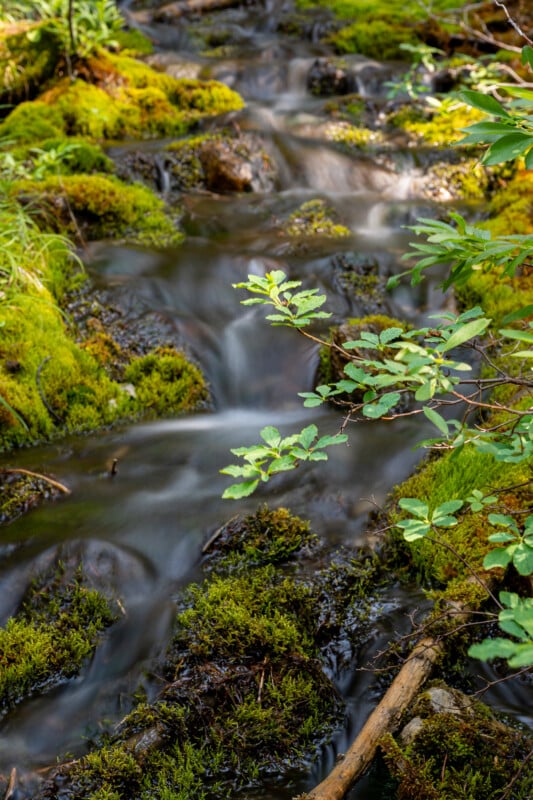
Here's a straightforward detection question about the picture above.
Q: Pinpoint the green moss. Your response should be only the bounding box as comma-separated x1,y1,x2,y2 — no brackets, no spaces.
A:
388,102,484,146
389,449,531,588
203,505,317,571
325,120,382,150
382,702,533,800
114,28,154,56
14,174,183,247
0,20,65,104
124,347,209,417
286,199,350,238
0,565,115,715
1,55,245,146
330,19,417,59
484,170,533,235
0,100,65,143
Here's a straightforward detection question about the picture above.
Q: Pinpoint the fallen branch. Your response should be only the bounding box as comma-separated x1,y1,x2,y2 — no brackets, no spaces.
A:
2,468,71,495
302,636,444,800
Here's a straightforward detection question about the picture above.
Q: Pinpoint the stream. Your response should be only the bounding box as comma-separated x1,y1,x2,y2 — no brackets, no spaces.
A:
1,1,531,797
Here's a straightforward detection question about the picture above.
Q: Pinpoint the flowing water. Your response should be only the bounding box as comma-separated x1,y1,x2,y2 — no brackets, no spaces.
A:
1,2,531,796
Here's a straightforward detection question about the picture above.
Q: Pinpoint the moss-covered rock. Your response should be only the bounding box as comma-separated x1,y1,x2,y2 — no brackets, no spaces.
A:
13,174,183,247
0,52,245,146
0,561,116,717
33,507,382,799
0,20,65,105
286,198,351,238
382,684,533,800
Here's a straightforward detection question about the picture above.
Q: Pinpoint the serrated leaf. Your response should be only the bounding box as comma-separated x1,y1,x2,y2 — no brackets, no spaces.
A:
513,544,533,576
269,456,297,474
298,424,318,450
488,531,516,543
435,499,464,515
488,513,516,528
432,514,459,528
380,327,404,344
508,645,533,668
397,519,431,541
315,433,348,448
222,480,259,499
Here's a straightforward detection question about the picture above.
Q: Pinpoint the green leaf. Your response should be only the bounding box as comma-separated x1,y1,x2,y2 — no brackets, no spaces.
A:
513,544,533,576
460,90,511,118
260,426,281,447
508,645,533,668
380,327,404,344
468,638,518,661
397,519,431,541
222,480,260,499
488,513,517,528
399,498,429,518
521,45,533,71
483,548,513,570
499,328,533,343
269,456,297,474
298,424,318,450
440,318,491,353
423,406,449,436
502,305,533,324
482,133,533,166
435,499,464,515
315,434,348,448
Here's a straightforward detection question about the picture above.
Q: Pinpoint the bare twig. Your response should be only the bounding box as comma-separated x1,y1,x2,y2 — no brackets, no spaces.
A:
2,467,71,495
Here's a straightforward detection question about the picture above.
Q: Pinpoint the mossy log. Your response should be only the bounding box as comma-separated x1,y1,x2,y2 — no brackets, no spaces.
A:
303,636,444,800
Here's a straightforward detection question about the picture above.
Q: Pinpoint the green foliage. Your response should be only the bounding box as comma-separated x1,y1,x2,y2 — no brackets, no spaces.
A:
221,423,347,499
233,269,332,328
483,513,533,576
469,592,533,667
459,88,533,168
391,212,533,290
395,498,463,542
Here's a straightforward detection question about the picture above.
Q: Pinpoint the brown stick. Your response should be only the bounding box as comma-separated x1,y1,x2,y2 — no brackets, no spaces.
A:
2,468,71,495
304,636,445,800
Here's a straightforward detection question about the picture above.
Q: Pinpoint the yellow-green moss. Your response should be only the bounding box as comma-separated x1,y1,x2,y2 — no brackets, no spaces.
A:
286,199,350,238
0,53,245,146
0,565,115,715
13,174,183,247
124,347,209,417
389,102,484,146
325,120,383,149
0,20,65,104
484,170,533,236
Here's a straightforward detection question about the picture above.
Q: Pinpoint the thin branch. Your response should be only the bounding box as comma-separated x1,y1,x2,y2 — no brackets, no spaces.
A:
2,468,71,495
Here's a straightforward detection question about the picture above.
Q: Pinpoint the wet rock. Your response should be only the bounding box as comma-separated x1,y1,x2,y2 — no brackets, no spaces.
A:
199,139,254,192
307,58,356,96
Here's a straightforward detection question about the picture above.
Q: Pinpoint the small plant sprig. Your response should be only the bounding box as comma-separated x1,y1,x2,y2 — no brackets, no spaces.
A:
483,513,533,575
468,592,533,667
233,270,332,329
221,424,347,499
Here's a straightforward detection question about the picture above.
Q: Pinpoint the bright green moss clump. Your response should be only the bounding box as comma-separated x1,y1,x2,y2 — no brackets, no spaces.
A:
124,348,209,417
0,54,245,146
14,174,183,247
286,198,351,238
388,102,484,146
0,565,115,716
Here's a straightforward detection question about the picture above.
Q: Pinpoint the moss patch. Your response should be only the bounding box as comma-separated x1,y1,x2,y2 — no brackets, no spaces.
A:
0,563,116,716
286,198,351,238
13,174,183,247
